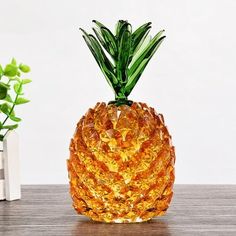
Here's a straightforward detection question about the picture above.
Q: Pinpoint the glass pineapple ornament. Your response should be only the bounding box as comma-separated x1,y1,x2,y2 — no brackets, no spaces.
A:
67,20,175,223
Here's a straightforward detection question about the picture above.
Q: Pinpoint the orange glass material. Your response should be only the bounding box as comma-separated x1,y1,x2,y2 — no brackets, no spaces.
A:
67,102,175,223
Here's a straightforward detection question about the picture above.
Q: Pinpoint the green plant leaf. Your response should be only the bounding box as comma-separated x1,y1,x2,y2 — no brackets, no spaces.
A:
0,82,9,99
0,135,4,141
2,124,18,130
4,64,18,77
11,58,17,65
9,77,21,82
0,103,10,115
15,97,30,105
19,64,30,73
22,79,32,84
9,115,22,122
11,108,15,116
14,83,23,95
0,82,10,89
0,65,3,77
4,94,13,103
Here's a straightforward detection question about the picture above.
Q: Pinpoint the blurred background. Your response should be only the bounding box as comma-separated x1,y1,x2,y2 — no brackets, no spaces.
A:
0,0,235,184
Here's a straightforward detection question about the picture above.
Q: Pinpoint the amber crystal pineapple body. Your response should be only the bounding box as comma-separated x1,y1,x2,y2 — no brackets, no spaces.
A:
67,20,175,223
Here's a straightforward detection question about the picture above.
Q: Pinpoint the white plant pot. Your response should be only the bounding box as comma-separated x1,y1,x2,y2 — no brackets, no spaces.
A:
0,131,21,201
0,150,5,200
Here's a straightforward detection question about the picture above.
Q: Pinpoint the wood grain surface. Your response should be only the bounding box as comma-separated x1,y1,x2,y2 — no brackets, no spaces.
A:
0,185,236,236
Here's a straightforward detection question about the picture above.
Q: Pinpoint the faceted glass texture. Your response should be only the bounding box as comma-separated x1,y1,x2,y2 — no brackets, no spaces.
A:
67,102,175,223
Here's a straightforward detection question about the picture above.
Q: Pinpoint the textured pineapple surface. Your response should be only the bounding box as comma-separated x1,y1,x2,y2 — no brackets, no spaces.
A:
67,102,175,223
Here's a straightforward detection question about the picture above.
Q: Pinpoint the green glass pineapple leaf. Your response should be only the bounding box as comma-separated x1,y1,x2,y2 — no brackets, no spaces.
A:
80,20,166,106
92,20,117,59
131,22,152,56
80,28,117,89
126,30,165,95
117,25,132,84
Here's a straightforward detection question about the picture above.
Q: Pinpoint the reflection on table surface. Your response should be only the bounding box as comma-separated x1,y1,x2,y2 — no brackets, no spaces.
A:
71,218,172,236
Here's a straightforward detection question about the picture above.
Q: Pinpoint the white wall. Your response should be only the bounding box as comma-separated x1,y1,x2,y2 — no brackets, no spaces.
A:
0,0,235,184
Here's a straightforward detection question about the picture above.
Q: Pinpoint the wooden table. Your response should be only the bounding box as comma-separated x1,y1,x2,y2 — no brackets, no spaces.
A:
0,185,236,236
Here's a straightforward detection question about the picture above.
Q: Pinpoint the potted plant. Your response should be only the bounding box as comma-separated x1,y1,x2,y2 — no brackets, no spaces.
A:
0,58,31,201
